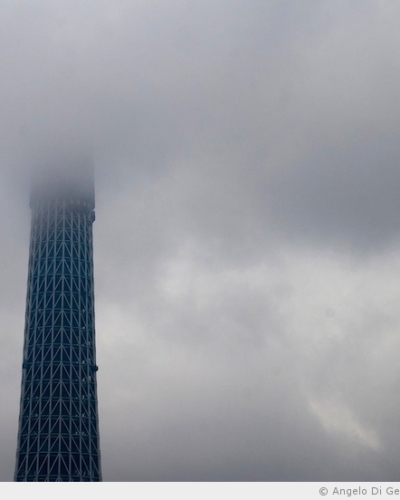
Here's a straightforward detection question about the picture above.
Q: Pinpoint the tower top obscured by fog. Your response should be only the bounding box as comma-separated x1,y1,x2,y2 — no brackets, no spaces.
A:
29,153,95,210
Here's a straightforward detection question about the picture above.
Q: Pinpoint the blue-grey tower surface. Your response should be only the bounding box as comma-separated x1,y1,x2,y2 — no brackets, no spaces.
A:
15,156,101,481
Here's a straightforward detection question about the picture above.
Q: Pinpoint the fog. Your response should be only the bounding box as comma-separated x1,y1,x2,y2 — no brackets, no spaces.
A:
1,0,400,481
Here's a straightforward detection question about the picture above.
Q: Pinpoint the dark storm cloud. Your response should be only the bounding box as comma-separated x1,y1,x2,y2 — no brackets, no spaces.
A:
2,0,400,482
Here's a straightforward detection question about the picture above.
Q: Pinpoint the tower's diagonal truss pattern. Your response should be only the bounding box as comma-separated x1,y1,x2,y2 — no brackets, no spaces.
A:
15,195,101,481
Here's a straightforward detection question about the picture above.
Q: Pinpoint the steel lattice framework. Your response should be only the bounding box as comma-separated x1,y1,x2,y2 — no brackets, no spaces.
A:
15,173,101,481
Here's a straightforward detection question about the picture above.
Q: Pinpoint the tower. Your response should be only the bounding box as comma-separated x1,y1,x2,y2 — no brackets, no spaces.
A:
14,157,101,481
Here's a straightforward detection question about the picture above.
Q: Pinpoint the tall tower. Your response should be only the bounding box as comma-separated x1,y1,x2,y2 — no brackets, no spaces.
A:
15,157,101,481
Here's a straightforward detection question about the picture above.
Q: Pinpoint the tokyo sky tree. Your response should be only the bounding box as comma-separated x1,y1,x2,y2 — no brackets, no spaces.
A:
14,157,101,481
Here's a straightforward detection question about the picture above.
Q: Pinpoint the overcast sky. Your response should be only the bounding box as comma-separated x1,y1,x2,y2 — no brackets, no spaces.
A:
2,0,400,481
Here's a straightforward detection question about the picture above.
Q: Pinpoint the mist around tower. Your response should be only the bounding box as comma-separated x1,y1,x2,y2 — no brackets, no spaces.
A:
1,0,400,485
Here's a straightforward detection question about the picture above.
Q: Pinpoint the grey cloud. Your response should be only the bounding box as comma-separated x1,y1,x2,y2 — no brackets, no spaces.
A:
2,0,400,482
